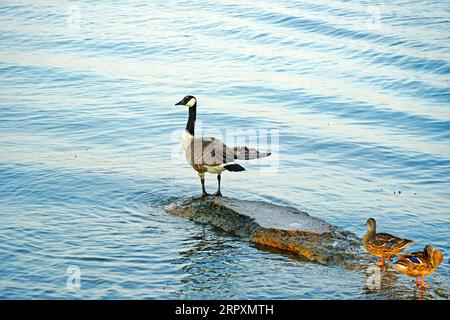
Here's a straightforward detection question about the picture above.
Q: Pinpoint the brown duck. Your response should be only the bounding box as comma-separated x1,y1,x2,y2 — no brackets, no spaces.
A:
363,218,414,266
392,245,443,288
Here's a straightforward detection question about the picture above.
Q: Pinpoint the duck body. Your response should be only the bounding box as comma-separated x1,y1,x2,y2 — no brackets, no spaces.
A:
392,245,443,288
363,218,414,266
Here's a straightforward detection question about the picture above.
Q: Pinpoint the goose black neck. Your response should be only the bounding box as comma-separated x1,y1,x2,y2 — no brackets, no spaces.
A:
186,105,197,136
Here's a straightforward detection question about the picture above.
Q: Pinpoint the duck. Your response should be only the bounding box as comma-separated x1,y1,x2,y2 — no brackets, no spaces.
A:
363,218,415,266
175,95,271,197
392,245,443,288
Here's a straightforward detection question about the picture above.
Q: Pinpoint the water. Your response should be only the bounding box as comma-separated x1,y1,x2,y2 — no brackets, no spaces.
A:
0,0,449,300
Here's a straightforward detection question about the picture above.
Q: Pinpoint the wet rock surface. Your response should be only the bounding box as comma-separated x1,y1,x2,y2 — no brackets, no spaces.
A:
165,197,368,267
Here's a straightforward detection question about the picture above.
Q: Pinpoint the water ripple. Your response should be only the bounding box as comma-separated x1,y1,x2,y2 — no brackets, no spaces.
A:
0,0,449,299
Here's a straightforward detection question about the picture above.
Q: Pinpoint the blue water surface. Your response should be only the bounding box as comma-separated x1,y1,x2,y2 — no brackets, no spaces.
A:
0,0,449,299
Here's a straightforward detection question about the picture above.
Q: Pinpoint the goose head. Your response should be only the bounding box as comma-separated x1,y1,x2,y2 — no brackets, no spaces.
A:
175,95,197,108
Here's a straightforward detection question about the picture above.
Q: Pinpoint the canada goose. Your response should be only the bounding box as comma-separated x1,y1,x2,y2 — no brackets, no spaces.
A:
363,218,415,266
175,95,271,197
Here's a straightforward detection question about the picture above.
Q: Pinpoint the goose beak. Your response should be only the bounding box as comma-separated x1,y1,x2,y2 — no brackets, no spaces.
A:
175,100,184,106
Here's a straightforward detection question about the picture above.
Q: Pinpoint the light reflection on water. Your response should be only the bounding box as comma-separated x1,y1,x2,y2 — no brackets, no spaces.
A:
0,0,449,299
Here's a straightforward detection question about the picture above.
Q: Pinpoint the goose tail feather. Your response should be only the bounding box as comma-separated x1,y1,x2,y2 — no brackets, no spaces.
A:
233,146,271,160
224,164,246,172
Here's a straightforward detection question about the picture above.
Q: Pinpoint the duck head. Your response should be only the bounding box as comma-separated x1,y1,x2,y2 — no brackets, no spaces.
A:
365,218,377,232
425,245,443,268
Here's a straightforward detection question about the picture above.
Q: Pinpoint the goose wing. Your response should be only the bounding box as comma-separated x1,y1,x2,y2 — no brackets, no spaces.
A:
185,137,235,166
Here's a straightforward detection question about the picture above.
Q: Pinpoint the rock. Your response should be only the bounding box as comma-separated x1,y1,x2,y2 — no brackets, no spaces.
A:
165,197,367,267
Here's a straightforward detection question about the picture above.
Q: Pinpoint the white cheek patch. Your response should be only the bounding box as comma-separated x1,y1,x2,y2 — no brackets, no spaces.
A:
186,98,196,107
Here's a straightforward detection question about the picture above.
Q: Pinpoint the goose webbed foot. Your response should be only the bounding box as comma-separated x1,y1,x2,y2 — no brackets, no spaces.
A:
193,192,210,200
212,191,223,197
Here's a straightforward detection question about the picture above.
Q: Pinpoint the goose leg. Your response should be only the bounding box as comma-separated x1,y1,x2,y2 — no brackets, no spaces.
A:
198,172,209,197
213,174,222,197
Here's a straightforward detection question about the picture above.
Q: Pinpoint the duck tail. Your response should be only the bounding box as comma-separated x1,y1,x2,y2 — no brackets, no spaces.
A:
398,239,415,250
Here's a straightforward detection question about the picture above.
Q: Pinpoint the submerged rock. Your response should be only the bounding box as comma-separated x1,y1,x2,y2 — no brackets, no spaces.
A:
165,197,367,267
